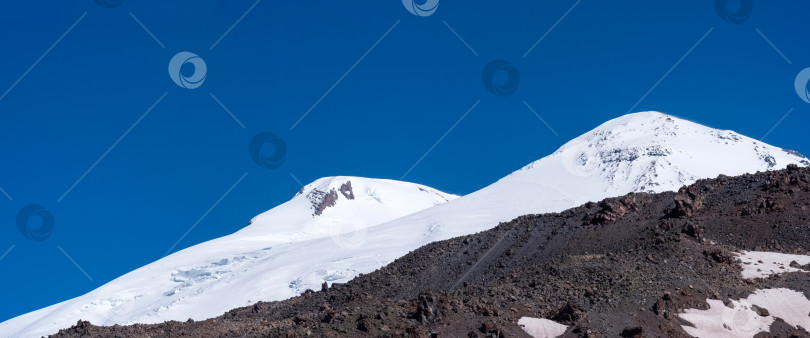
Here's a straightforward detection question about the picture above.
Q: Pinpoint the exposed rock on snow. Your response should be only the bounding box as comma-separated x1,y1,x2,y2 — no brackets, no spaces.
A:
736,251,810,279
0,177,458,338
680,288,810,338
42,166,810,338
4,112,808,338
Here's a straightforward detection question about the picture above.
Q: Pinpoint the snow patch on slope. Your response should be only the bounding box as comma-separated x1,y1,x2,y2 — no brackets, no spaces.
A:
3,112,808,337
737,251,810,279
518,316,569,338
680,288,810,338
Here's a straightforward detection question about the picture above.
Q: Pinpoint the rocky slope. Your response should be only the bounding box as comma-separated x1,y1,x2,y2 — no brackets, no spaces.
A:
53,165,810,337
11,111,809,337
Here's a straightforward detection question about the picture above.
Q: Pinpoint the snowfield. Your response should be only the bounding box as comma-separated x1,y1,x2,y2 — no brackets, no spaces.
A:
679,251,810,337
736,251,810,279
0,177,458,337
2,111,808,337
680,288,810,338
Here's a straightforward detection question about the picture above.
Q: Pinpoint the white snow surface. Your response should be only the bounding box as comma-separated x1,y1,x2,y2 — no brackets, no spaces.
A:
737,251,810,279
518,317,569,338
2,111,808,337
680,288,810,337
0,177,457,338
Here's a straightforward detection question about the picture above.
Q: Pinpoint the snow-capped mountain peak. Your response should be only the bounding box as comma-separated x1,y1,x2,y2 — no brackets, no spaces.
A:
291,176,454,217
238,176,457,241
517,111,808,196
0,177,457,338
297,177,360,216
2,112,807,338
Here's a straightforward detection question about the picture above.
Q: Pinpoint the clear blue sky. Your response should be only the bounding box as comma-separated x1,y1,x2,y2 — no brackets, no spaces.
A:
1,0,809,323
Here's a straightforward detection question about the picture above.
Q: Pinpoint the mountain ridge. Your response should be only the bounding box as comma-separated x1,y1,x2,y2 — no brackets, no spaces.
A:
51,165,810,337
2,111,808,337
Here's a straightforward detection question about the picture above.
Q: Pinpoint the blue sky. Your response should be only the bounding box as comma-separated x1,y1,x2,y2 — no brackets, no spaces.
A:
1,0,809,322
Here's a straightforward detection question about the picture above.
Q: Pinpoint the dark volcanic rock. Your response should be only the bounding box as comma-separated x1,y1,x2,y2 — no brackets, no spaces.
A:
620,326,643,338
790,261,810,271
551,302,582,324
752,304,770,317
704,248,733,264
340,181,355,200
681,221,704,240
588,194,646,225
52,166,810,338
309,189,338,216
413,291,439,325
668,186,703,218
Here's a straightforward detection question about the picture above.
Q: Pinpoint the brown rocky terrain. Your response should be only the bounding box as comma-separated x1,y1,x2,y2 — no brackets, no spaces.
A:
53,165,810,337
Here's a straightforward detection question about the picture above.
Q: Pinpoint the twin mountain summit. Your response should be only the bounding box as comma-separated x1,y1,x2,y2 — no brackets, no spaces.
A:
3,112,810,337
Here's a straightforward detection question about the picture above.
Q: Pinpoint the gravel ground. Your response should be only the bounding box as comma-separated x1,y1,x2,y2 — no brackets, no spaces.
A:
52,165,810,337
